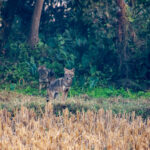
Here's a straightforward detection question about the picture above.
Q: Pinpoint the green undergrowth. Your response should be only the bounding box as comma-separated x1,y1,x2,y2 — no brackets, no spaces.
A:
84,87,150,99
0,88,150,119
1,83,150,99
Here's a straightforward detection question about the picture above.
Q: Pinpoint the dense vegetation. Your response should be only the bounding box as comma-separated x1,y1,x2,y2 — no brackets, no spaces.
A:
0,0,150,91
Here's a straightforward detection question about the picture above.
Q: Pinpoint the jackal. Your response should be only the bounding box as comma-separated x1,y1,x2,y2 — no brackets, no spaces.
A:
47,68,75,102
38,65,55,91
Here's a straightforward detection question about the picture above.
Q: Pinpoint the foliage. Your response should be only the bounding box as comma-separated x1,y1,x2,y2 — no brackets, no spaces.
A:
0,0,150,90
85,87,150,99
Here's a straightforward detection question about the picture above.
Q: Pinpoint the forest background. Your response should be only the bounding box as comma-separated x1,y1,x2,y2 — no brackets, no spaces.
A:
0,0,150,96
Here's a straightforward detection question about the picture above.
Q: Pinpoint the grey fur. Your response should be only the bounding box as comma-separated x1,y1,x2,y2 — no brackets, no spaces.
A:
38,66,55,92
47,68,75,101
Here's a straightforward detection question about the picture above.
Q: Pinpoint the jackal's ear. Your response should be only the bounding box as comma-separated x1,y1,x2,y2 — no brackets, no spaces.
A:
64,68,68,72
38,65,42,70
72,68,75,72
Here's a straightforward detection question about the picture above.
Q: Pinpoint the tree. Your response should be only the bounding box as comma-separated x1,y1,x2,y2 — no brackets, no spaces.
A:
116,0,129,79
28,0,44,48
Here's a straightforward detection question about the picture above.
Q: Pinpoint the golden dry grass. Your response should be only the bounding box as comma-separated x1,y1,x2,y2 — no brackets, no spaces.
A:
0,102,150,150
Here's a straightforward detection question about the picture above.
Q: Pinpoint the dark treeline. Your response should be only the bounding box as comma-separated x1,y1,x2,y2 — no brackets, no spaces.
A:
0,0,150,90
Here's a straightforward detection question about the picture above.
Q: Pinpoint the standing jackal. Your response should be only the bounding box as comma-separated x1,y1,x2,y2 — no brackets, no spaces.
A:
38,65,55,92
47,68,75,102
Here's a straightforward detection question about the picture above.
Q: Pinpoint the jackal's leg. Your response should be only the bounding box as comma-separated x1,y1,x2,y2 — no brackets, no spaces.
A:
47,89,53,102
62,89,69,101
54,92,59,99
64,90,69,101
46,82,50,89
39,83,42,92
62,92,65,101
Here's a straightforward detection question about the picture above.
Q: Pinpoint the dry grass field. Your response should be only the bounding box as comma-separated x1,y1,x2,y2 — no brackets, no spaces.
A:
0,91,150,149
0,102,150,150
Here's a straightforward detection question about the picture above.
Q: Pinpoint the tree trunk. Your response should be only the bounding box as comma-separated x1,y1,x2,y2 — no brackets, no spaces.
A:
28,0,44,48
116,0,129,79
